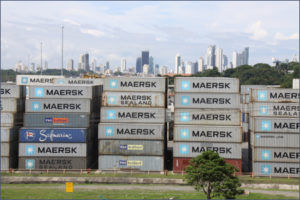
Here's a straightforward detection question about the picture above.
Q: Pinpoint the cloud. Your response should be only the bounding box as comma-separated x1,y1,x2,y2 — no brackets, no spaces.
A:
63,19,80,26
274,32,299,40
246,21,268,40
80,29,105,37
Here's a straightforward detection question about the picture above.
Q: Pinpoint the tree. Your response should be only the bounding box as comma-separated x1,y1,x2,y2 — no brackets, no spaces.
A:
185,151,244,199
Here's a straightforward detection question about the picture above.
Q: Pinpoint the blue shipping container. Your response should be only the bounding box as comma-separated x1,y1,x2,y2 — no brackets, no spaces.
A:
19,128,88,143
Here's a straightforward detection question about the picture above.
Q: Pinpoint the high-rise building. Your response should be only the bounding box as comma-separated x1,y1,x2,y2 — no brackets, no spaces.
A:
154,64,159,75
160,66,168,75
223,55,228,69
105,61,110,71
232,51,238,68
175,54,181,74
91,59,97,72
143,64,149,75
243,47,249,65
198,57,204,72
206,45,216,68
31,63,35,72
121,57,126,72
215,47,223,72
232,47,249,68
79,53,89,71
149,56,154,74
136,57,142,73
67,59,74,71
141,51,149,68
185,62,196,74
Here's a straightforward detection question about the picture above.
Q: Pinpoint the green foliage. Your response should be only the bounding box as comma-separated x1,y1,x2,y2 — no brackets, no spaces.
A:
194,67,221,77
185,151,244,199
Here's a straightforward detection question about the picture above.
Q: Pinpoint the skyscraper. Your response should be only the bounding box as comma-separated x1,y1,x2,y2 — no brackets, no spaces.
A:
198,57,204,72
91,59,97,72
206,45,216,68
67,59,74,71
121,57,126,72
136,57,142,73
232,47,249,68
215,47,223,72
175,54,181,74
223,55,228,71
79,53,89,71
155,64,159,75
149,56,154,74
232,51,238,68
141,51,149,68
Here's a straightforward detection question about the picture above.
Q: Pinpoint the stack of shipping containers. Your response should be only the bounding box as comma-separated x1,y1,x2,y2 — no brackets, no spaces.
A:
98,77,167,172
1,83,25,170
19,84,101,170
250,88,299,177
173,77,242,173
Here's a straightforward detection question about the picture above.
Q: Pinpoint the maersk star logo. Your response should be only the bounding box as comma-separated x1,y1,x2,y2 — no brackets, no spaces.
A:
257,91,267,101
25,159,35,169
261,150,271,160
107,110,116,120
261,120,271,131
180,129,190,139
21,77,28,84
180,144,189,154
57,79,65,84
105,127,114,136
180,112,190,122
34,88,44,97
181,81,190,91
256,134,260,139
25,145,35,156
259,106,268,115
181,96,190,106
107,96,117,105
109,80,118,89
261,164,271,175
32,102,41,111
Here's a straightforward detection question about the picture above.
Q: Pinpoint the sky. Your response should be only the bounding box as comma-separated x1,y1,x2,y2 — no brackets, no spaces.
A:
1,1,299,70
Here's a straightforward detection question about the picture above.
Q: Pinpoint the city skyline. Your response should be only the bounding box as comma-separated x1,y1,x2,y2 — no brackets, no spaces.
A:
1,1,299,70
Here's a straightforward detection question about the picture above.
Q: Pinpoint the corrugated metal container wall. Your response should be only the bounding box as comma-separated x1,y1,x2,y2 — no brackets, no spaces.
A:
98,140,163,156
1,157,9,170
250,102,299,118
253,147,299,162
175,77,239,93
241,85,268,95
242,123,249,133
24,113,90,128
19,143,87,157
251,88,299,103
251,132,299,147
98,123,164,140
102,92,165,107
1,98,17,112
240,95,250,104
99,155,164,171
293,79,299,89
53,78,103,86
27,85,93,99
1,143,10,156
174,109,241,125
173,142,241,159
173,125,242,143
19,128,89,143
241,103,249,113
250,117,299,133
25,99,91,113
16,75,64,85
1,112,22,127
175,93,240,109
1,128,18,142
1,84,21,98
100,107,166,123
103,77,166,92
253,162,299,177
242,113,249,123
18,157,91,169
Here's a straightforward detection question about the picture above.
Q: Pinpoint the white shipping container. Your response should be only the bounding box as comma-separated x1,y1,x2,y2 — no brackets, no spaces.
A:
0,112,22,127
175,77,239,93
174,109,241,125
1,83,21,98
253,147,299,163
250,102,299,118
251,88,299,103
173,125,242,143
0,98,17,112
1,157,9,170
250,117,299,133
293,79,299,89
240,85,280,95
1,142,10,156
241,103,249,113
253,162,299,177
54,78,103,86
240,95,250,104
16,75,64,86
1,128,17,142
250,132,299,148
242,123,249,133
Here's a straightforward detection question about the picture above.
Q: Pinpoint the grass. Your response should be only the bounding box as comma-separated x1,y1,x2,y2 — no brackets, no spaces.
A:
1,184,298,199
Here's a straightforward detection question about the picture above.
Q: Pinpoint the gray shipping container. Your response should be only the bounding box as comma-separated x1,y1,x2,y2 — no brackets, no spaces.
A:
175,77,239,93
24,113,91,128
250,132,299,147
253,147,299,162
173,142,242,159
241,103,249,113
250,117,299,133
240,95,250,104
250,102,299,118
1,142,18,157
26,99,91,113
102,92,165,107
1,128,18,142
175,93,240,109
103,77,166,92
240,85,280,95
99,140,163,156
99,155,164,171
27,85,93,99
98,123,164,140
19,143,87,157
100,107,166,123
1,157,9,170
53,77,103,86
1,112,22,127
174,109,241,125
1,83,21,98
18,157,94,169
251,88,299,103
173,125,242,143
253,162,299,177
0,98,17,112
242,123,249,133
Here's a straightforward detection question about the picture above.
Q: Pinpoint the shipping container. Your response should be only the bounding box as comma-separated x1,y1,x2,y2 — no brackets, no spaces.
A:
53,78,103,86
16,75,64,85
19,143,88,157
241,103,249,113
1,83,21,98
172,157,242,174
100,107,166,123
240,95,250,104
251,88,299,103
175,77,239,93
250,117,299,133
1,112,22,127
240,85,280,95
1,157,9,170
98,123,164,140
1,127,18,142
253,147,299,162
19,128,92,143
242,123,249,133
173,142,241,159
24,113,91,128
173,125,242,143
293,79,299,89
250,132,299,147
18,157,95,169
241,113,249,123
27,85,93,99
0,98,18,112
98,140,163,156
99,155,164,171
174,109,241,125
26,99,92,113
250,102,299,117
1,142,18,157
253,162,299,177
102,92,165,107
103,77,166,92
175,93,240,109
